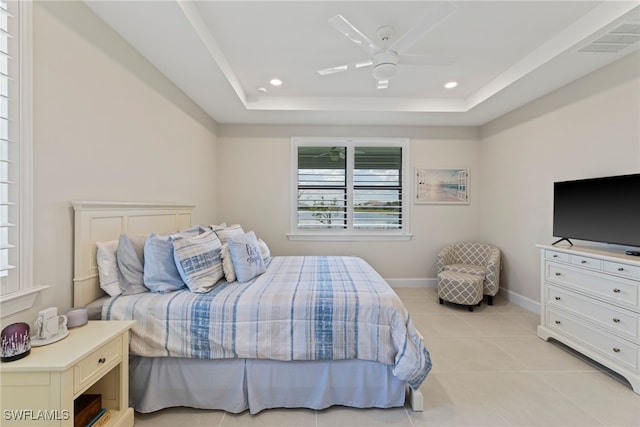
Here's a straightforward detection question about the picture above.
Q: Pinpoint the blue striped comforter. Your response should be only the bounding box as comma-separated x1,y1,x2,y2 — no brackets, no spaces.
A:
103,256,431,388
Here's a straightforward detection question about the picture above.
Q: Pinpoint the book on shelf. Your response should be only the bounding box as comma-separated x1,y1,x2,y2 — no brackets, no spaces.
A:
74,394,101,427
86,408,110,427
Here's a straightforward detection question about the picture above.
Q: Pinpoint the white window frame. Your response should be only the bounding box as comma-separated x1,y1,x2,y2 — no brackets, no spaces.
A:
289,137,412,241
0,0,46,318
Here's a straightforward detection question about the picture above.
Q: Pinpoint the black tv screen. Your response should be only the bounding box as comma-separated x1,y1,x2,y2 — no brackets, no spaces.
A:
553,174,640,248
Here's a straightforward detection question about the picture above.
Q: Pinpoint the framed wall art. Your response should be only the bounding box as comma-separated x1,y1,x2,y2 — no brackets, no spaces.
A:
415,168,469,204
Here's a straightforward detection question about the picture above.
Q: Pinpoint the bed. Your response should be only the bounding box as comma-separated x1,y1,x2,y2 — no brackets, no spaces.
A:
72,201,430,414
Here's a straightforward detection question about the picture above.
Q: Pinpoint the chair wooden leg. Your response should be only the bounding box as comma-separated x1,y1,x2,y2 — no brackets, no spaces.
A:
439,298,444,304
487,295,494,306
468,305,473,312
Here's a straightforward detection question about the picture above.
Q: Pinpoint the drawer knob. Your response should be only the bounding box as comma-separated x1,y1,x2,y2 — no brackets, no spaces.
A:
581,260,587,264
613,348,621,353
612,288,621,293
553,255,558,258
618,267,624,271
555,320,561,325
555,272,561,276
612,318,620,323
554,296,561,301
98,357,106,364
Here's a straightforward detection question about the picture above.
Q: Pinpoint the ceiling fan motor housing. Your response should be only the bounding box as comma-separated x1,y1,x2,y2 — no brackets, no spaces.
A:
372,50,398,80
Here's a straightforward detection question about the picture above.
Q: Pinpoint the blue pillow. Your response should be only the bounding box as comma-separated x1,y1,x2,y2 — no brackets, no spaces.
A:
173,230,223,293
117,234,149,295
227,231,266,283
143,233,186,293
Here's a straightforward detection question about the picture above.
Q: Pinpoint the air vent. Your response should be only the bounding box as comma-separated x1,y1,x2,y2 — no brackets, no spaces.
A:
578,22,640,53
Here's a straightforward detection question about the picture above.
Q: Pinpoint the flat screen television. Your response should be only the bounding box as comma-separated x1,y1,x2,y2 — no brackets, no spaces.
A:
553,173,640,250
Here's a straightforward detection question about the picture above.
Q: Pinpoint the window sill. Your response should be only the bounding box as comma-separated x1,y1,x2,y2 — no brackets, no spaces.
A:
0,285,49,318
287,233,413,242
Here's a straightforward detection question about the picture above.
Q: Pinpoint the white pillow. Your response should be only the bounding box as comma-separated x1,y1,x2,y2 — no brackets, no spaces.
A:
258,238,271,266
96,240,122,297
212,224,245,245
117,234,149,295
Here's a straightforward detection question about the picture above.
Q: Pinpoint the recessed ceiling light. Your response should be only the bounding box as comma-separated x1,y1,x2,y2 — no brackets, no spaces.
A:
256,87,267,95
444,81,458,89
270,78,282,86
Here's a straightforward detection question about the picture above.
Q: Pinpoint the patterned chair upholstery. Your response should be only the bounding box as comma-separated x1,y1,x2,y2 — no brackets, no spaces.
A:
437,242,501,305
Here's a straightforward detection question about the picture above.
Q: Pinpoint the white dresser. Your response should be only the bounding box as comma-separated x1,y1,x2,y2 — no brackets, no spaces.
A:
537,244,640,394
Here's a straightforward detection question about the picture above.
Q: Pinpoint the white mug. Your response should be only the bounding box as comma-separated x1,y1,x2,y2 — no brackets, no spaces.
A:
36,307,67,340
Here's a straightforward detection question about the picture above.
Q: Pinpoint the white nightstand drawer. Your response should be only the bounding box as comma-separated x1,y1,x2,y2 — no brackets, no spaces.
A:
570,254,602,270
604,261,640,280
547,285,638,340
547,308,638,370
74,336,122,394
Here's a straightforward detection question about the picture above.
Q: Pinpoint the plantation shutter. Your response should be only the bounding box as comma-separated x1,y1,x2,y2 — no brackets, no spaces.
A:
353,147,402,230
0,0,18,295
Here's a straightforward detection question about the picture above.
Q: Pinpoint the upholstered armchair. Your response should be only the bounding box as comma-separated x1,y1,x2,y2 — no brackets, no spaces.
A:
437,242,501,305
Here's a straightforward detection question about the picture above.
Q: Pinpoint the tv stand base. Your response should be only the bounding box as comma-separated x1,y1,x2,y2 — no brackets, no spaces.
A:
552,237,573,246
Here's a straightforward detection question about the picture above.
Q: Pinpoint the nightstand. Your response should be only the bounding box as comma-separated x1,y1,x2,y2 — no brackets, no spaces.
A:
1,320,135,426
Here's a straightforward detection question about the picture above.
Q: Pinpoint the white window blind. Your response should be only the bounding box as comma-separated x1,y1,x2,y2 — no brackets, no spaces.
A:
0,0,17,296
292,138,410,240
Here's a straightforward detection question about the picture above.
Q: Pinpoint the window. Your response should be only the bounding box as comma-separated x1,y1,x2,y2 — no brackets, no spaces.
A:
0,0,40,317
290,137,411,241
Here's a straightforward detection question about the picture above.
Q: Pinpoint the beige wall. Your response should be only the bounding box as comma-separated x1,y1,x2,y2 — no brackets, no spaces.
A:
2,1,219,327
217,125,481,281
478,52,640,305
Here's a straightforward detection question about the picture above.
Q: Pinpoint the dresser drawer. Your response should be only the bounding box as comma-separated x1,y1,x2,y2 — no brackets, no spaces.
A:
547,285,639,341
74,336,122,394
547,263,639,309
547,308,638,370
546,250,569,263
604,261,640,281
570,254,602,270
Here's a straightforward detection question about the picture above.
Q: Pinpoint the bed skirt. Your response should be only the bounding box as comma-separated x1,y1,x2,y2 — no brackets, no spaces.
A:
130,356,406,414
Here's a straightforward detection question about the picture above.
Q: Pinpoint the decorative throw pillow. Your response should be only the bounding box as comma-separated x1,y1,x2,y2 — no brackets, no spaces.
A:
227,231,266,283
173,230,223,293
212,224,245,245
117,234,149,295
220,243,237,282
258,238,271,267
143,233,186,293
96,240,122,297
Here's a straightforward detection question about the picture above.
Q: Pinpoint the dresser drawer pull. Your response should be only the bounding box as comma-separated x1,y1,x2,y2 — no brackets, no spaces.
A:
581,260,587,264
618,267,625,271
98,357,106,364
612,318,620,323
555,320,561,325
612,288,621,293
553,255,558,258
613,348,621,353
554,296,561,301
555,272,561,276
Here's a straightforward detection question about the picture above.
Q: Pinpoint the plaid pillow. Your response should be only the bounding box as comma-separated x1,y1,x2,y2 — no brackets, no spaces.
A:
172,230,223,293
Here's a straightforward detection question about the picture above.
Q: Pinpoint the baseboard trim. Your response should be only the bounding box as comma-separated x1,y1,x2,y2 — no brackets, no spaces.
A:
386,277,540,314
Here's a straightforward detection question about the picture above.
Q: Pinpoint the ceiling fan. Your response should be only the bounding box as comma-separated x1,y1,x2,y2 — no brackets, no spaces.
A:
317,2,457,89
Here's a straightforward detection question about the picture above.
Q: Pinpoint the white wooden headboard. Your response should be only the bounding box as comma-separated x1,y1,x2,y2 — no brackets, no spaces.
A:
72,201,194,307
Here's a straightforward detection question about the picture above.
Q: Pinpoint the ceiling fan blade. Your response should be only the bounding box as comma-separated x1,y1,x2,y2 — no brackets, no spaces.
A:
329,14,381,56
399,54,454,66
388,2,457,54
317,64,349,76
317,59,373,76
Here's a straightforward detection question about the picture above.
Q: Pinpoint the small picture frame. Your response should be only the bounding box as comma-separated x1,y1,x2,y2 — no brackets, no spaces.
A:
415,168,469,204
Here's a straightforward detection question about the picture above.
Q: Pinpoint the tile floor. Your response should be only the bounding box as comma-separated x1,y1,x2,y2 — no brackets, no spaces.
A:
133,287,640,426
